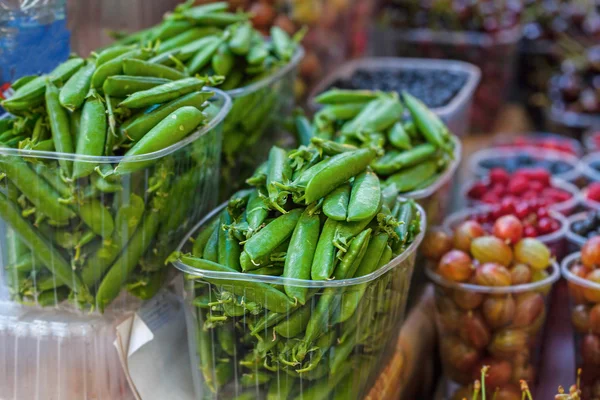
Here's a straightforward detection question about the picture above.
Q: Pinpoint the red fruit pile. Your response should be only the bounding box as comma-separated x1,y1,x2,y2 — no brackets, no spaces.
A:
470,203,561,238
467,167,572,207
586,182,600,203
497,136,579,156
567,237,600,399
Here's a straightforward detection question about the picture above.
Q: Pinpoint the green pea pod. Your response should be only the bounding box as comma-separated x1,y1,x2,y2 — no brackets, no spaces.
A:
203,224,220,262
310,218,338,280
122,58,186,80
323,182,350,221
177,255,294,313
184,11,249,26
229,22,252,55
181,2,230,20
402,91,452,153
246,189,269,236
0,157,74,223
0,192,90,299
388,122,412,150
310,137,356,156
283,209,320,304
266,146,291,213
11,75,37,91
347,170,380,222
244,208,302,262
173,34,222,62
45,81,75,174
95,46,135,66
247,42,269,65
196,311,217,392
315,89,380,105
7,252,35,273
219,69,244,91
294,114,313,147
246,266,283,276
371,143,437,176
267,376,295,400
341,96,403,135
270,26,294,60
187,37,223,75
78,199,115,238
192,217,219,257
273,305,311,338
120,91,211,142
59,62,96,111
102,75,171,97
217,324,236,356
385,160,438,193
93,49,154,89
333,228,371,279
157,27,214,54
153,20,194,41
73,94,107,179
118,77,208,109
218,212,242,271
115,106,206,174
211,43,235,76
304,148,377,204
394,199,416,249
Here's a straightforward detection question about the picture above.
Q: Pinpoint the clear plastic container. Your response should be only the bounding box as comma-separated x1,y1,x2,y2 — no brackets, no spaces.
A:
462,177,581,216
469,147,582,184
565,212,592,252
404,135,462,227
581,152,600,183
492,132,584,158
171,200,426,400
307,57,481,138
220,47,303,199
562,252,600,400
0,90,230,312
546,77,600,138
368,25,521,132
443,205,569,260
583,129,600,154
427,262,560,399
0,296,137,400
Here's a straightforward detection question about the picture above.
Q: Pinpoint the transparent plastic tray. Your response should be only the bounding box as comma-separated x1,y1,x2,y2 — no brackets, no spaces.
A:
220,47,303,199
308,57,481,138
491,132,584,158
469,146,582,184
0,90,230,312
427,262,560,399
581,152,600,183
172,199,426,400
461,177,581,216
368,25,521,132
561,252,600,398
583,129,600,154
443,205,569,259
565,211,592,251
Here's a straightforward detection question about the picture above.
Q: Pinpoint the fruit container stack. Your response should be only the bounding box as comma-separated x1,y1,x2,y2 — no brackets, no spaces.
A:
371,0,522,132
170,143,426,399
309,58,481,138
423,220,560,399
562,238,600,400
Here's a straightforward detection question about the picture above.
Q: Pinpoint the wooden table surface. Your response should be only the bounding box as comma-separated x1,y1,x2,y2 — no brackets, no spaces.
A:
366,105,577,399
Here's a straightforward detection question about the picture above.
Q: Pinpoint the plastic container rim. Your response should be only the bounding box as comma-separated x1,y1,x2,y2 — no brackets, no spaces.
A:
583,130,600,153
173,198,427,288
225,46,304,99
565,211,591,248
469,146,582,184
580,185,600,211
442,204,569,246
307,57,481,120
0,88,232,164
426,261,560,294
491,132,584,157
404,135,461,199
461,176,581,215
562,252,599,290
581,152,600,182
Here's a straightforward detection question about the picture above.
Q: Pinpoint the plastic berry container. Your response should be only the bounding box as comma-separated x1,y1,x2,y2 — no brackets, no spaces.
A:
462,176,580,217
171,200,426,400
427,261,560,399
583,130,600,154
443,205,569,260
566,211,597,253
492,132,584,158
562,252,600,400
469,147,581,185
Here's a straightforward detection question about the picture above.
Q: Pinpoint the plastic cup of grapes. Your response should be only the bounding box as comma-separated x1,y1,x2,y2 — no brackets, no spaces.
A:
423,217,560,399
562,237,600,400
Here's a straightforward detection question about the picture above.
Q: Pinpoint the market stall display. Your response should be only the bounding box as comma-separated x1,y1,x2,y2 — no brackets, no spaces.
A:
0,57,230,311
425,221,560,399
171,143,425,399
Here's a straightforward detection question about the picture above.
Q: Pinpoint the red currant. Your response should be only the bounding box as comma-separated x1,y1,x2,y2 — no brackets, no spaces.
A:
523,225,538,237
489,168,510,184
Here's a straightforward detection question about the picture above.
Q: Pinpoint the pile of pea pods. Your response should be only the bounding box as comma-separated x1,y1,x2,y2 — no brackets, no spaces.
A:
309,88,458,193
106,0,304,197
0,53,228,311
170,140,425,398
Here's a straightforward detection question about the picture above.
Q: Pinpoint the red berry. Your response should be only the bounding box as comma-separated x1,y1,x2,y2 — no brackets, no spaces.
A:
481,192,500,204
588,183,600,202
493,215,523,244
529,181,544,192
525,168,551,186
522,190,538,200
537,217,554,235
468,181,488,199
515,203,530,219
491,183,506,196
537,207,549,219
499,198,515,215
524,225,538,237
489,168,510,184
508,176,528,195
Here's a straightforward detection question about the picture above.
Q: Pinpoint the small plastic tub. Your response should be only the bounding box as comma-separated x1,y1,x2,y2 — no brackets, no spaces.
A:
0,90,230,312
221,47,303,198
562,252,600,399
462,177,581,217
492,132,584,158
581,152,600,183
427,262,560,399
172,200,426,400
443,205,569,260
404,135,462,227
308,57,481,137
566,211,594,253
469,147,581,184
368,25,521,132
